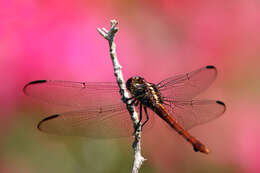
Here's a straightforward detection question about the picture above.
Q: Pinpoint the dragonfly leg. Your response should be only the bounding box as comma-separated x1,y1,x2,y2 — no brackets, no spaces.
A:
133,104,143,135
132,99,141,107
124,97,135,104
141,106,149,128
129,99,137,105
138,104,143,125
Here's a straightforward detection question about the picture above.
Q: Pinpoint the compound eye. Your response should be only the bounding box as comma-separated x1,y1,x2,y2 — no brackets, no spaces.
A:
138,77,144,83
135,76,142,81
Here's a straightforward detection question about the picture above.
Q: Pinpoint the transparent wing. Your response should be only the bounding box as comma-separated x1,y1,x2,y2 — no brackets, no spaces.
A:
38,104,130,137
23,80,121,108
38,104,153,138
24,80,154,137
157,66,217,100
163,99,226,130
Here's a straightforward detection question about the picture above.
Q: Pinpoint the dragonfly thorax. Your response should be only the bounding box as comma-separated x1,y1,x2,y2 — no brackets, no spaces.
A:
126,76,163,106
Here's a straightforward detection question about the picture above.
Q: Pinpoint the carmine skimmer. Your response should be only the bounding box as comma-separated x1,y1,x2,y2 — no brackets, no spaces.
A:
23,65,226,154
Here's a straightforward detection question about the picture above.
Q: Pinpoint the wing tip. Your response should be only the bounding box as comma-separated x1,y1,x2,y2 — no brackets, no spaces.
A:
206,65,216,69
205,65,217,76
216,100,225,105
37,114,59,131
29,80,47,85
216,100,226,112
23,80,47,94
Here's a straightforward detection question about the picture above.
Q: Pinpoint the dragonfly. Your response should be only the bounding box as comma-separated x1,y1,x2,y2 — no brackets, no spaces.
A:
23,65,226,154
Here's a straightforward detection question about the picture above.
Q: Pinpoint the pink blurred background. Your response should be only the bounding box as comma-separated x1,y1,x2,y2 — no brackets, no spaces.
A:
1,0,260,173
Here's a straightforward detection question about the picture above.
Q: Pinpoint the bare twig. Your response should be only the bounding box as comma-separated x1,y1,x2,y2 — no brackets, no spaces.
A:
98,20,145,173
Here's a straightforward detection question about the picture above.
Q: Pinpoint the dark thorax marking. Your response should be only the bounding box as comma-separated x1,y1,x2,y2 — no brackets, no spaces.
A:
145,83,162,105
126,76,163,108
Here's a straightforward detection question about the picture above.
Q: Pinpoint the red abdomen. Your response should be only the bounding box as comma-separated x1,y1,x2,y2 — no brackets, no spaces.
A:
151,104,210,154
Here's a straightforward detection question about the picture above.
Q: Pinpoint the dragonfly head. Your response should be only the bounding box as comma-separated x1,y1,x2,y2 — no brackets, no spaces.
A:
126,76,146,94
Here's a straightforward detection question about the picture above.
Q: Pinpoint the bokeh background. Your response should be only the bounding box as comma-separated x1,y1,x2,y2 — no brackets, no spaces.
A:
1,0,260,173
